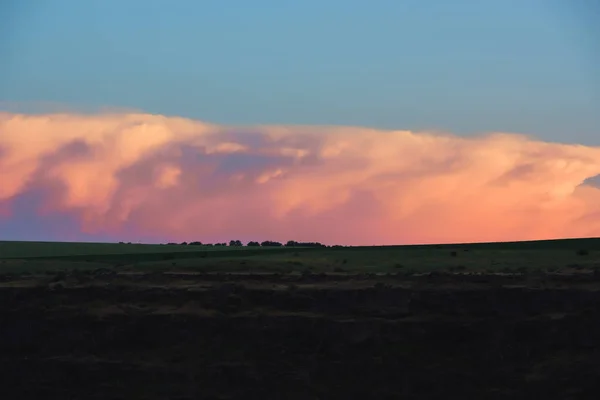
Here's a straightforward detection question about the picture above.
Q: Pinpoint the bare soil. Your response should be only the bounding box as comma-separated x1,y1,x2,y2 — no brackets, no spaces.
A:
2,270,600,399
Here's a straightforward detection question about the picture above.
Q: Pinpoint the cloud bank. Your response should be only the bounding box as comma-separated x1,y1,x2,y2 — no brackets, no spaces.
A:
1,111,600,245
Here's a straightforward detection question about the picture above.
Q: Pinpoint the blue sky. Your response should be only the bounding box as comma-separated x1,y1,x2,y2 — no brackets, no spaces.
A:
1,0,598,144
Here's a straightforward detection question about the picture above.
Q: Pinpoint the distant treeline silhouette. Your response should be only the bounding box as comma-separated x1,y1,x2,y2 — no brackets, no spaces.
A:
159,240,331,247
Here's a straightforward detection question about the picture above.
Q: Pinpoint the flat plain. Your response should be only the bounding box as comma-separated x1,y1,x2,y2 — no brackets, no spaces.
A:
2,238,600,399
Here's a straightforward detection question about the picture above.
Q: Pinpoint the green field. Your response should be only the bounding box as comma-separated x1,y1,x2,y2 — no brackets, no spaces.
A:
1,237,599,274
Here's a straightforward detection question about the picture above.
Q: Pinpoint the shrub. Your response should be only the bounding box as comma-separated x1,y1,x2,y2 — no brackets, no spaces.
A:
51,271,67,282
373,282,388,290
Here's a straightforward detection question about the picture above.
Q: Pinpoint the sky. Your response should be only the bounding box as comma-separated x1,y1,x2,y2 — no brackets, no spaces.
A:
0,0,599,245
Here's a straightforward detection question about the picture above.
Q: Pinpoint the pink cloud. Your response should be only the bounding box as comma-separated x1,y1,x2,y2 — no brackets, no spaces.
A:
1,111,600,245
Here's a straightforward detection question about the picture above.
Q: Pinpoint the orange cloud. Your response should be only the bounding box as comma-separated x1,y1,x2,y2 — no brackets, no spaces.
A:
1,111,600,245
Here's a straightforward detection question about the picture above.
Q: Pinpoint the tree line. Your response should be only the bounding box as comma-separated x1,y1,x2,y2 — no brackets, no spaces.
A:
161,240,330,248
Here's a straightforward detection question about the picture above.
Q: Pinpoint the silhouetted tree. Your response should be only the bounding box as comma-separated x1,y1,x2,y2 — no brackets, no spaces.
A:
301,242,325,248
229,240,243,247
285,240,324,248
180,242,188,246
247,241,261,247
261,241,282,247
189,241,203,246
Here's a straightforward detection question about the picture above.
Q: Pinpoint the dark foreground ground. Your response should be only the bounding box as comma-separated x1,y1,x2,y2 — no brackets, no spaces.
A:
2,269,600,399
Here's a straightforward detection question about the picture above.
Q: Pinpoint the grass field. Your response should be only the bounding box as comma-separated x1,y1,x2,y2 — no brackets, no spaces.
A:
2,237,600,399
1,237,599,274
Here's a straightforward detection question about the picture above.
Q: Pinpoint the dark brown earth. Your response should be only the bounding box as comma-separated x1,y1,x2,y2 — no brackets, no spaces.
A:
2,270,600,399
